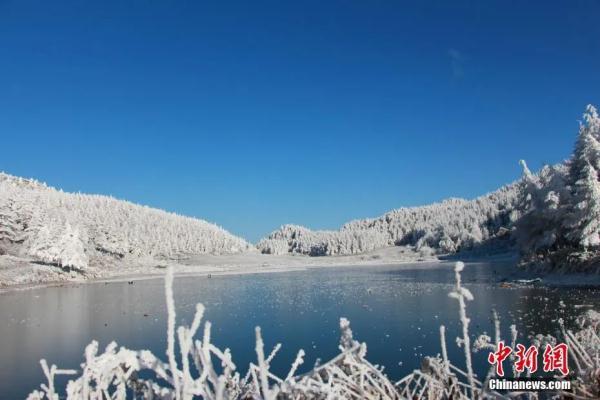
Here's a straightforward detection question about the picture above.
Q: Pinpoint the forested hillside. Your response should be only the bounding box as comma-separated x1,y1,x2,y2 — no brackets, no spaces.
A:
0,174,254,271
259,105,600,272
3,105,600,274
257,184,521,256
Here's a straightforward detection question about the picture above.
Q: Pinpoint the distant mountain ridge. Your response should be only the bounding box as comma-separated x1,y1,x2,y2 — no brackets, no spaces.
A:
0,172,254,271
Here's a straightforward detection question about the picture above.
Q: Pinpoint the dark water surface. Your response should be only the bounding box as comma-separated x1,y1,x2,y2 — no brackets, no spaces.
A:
1,261,599,399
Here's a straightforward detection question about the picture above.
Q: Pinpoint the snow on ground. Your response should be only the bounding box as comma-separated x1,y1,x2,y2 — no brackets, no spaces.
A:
3,245,598,292
0,245,437,290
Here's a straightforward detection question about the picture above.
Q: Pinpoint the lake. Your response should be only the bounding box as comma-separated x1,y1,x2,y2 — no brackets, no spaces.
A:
1,260,599,399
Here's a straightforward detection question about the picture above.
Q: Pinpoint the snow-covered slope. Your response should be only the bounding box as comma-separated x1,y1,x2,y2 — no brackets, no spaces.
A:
0,173,254,271
258,183,522,256
4,105,600,276
259,105,600,273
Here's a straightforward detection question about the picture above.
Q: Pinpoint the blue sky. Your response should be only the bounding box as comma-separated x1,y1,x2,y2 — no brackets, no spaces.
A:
1,1,599,242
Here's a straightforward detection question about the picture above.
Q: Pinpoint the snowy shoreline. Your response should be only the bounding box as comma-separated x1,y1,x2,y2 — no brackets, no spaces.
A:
3,246,599,293
0,245,440,292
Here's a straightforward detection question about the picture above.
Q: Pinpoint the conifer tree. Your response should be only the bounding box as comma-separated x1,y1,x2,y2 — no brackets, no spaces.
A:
565,105,600,250
57,223,88,270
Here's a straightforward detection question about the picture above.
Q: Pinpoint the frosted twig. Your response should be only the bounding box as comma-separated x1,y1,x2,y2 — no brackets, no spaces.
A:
285,349,305,381
254,327,272,400
440,325,450,374
165,266,181,399
448,261,477,398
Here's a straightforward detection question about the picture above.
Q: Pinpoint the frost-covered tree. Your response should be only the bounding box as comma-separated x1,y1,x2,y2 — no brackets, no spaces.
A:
28,224,61,265
515,105,600,271
57,223,89,270
256,238,289,255
513,161,570,254
0,190,25,245
565,105,600,249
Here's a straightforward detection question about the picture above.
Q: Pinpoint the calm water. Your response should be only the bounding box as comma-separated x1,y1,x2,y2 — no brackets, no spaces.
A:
1,261,599,399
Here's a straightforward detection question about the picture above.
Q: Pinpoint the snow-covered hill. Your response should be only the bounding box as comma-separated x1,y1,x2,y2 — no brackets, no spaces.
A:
3,105,600,280
259,105,600,273
257,184,521,256
0,173,254,272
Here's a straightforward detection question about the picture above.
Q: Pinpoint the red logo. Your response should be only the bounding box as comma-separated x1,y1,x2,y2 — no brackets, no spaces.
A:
487,341,512,376
543,343,569,375
515,344,538,373
488,343,569,376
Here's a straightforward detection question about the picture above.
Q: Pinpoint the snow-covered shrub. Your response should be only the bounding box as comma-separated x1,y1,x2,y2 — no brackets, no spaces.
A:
438,234,457,253
562,309,600,398
256,238,289,255
418,245,435,257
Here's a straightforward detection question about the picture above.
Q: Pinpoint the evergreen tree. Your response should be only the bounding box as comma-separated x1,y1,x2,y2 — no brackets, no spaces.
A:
0,193,24,244
57,223,88,270
565,105,600,250
28,224,60,264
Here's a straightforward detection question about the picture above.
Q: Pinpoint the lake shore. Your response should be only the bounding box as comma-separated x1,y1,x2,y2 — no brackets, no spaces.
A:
0,246,437,291
2,246,599,292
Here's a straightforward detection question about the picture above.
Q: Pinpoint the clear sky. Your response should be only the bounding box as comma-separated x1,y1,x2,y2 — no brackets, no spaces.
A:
1,1,599,242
